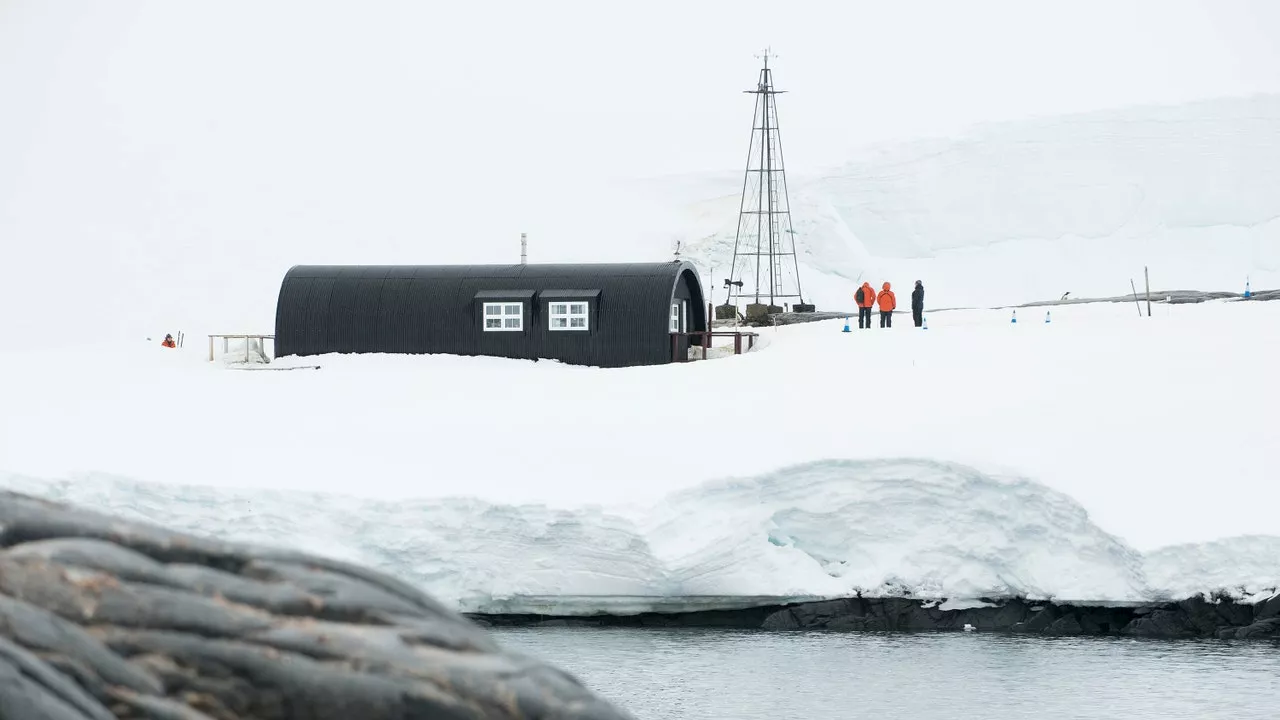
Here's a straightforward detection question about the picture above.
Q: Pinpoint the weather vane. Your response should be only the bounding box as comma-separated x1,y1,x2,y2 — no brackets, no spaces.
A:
754,46,778,68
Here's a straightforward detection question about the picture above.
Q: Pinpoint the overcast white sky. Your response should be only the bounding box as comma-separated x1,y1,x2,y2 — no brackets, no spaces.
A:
3,0,1278,178
1,0,1278,339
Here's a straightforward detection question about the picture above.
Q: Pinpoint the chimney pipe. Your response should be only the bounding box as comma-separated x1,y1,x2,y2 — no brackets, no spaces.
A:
520,232,527,265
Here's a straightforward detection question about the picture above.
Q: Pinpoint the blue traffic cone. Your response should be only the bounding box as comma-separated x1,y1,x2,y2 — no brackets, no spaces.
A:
1011,310,1017,324
1045,310,1051,324
1245,278,1252,299
843,317,851,332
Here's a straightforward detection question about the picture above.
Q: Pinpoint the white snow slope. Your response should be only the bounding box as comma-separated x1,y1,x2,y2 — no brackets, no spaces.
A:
2,300,1277,610
640,94,1280,311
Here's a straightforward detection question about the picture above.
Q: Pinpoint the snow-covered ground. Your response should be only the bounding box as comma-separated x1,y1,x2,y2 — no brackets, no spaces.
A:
2,299,1277,610
1,2,1277,624
3,89,1277,350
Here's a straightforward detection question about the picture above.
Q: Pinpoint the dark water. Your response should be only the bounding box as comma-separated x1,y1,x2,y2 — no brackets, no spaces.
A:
493,628,1280,719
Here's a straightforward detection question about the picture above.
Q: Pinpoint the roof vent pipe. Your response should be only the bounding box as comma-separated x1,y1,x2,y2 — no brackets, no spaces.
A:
520,233,527,265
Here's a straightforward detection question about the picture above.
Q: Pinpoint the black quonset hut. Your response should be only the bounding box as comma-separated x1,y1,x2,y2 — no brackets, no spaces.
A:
274,262,707,367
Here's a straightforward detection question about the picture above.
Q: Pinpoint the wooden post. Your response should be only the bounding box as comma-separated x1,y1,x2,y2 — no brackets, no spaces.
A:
1129,280,1143,317
223,337,229,354
1144,266,1151,317
208,335,214,362
706,303,713,360
734,333,742,355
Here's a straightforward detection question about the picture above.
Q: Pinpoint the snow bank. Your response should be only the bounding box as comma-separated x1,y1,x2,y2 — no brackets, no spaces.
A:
3,300,1275,552
1144,536,1280,601
5,459,1273,614
638,459,1151,603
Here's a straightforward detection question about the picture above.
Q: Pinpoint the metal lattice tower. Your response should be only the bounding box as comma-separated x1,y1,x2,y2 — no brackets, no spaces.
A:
725,49,807,312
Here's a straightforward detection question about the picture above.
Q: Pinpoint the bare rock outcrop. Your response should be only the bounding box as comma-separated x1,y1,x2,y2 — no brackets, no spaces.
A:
0,490,633,720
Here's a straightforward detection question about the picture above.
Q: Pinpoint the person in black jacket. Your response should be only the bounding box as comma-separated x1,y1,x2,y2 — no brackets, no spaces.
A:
911,280,925,327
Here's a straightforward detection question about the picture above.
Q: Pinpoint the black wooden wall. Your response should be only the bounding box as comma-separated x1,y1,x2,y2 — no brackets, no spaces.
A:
274,262,707,367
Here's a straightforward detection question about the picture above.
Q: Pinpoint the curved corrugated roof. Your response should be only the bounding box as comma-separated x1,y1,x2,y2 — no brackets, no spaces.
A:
274,262,706,367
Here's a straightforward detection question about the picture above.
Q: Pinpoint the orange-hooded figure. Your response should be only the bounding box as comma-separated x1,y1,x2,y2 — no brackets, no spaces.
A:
856,282,876,308
855,281,877,329
876,282,896,328
877,282,896,311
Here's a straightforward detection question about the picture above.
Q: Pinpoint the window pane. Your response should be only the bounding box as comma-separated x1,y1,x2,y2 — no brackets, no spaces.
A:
505,304,521,315
486,318,501,328
505,317,520,328
486,305,501,316
570,317,585,328
552,317,567,328
570,303,586,314
552,304,567,315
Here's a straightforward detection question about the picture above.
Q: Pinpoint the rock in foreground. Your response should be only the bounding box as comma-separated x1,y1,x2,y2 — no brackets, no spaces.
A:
0,490,634,720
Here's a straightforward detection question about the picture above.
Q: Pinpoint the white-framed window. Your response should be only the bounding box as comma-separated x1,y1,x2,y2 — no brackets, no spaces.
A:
670,302,682,332
549,301,589,331
483,302,523,331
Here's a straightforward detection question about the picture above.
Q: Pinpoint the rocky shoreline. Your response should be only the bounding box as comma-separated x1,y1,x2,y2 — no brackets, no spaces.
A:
472,594,1280,640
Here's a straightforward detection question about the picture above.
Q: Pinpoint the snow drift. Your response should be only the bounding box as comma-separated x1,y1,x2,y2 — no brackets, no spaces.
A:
637,459,1152,604
4,459,1275,615
1144,536,1280,603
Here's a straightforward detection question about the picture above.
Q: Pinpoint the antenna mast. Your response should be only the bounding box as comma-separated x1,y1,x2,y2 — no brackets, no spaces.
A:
724,49,812,320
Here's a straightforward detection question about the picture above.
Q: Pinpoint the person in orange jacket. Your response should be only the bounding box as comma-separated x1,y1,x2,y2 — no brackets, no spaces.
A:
876,282,896,328
161,334,176,348
854,281,876,329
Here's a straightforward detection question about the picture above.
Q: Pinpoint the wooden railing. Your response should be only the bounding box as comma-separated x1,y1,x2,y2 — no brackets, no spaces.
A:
208,334,275,363
670,330,759,362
